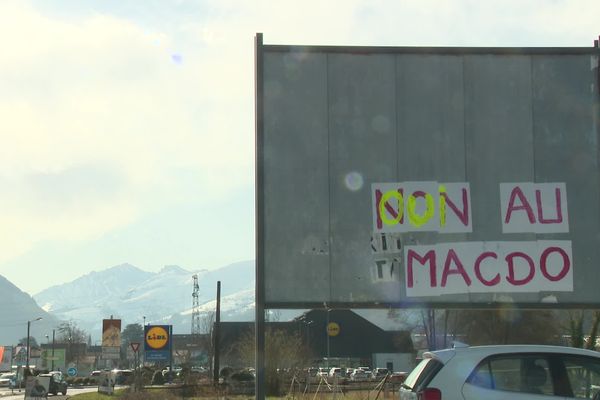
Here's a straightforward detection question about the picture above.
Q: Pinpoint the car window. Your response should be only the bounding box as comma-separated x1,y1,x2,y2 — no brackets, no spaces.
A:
468,355,553,396
403,358,443,392
561,356,600,399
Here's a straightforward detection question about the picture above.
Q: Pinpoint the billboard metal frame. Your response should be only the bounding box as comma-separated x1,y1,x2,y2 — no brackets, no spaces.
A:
255,34,600,311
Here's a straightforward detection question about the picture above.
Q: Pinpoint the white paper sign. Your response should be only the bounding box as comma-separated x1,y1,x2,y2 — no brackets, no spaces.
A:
372,181,472,233
500,182,569,233
405,240,573,296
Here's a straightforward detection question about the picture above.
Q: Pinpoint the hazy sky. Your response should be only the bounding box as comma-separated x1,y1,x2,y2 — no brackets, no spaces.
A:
1,0,598,295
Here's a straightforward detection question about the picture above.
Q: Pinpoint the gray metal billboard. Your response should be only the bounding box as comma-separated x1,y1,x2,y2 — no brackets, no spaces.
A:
256,35,600,309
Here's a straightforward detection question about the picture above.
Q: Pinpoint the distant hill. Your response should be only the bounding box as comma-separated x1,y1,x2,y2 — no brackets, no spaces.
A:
0,275,60,345
5,260,411,345
33,260,256,340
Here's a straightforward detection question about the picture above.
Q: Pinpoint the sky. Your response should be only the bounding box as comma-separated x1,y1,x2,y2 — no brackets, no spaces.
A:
0,0,598,295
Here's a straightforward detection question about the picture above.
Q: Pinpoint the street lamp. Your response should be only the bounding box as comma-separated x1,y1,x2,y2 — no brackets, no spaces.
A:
51,329,56,371
26,317,43,372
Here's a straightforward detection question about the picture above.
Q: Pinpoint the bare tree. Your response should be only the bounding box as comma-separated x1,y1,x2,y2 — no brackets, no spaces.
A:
56,321,87,363
200,311,215,375
237,327,311,396
565,310,600,350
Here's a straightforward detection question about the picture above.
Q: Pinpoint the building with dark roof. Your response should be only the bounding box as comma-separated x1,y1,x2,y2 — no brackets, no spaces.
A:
214,309,414,370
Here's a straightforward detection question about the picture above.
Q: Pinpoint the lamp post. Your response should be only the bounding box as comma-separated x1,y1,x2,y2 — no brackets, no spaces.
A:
26,317,43,372
50,329,56,371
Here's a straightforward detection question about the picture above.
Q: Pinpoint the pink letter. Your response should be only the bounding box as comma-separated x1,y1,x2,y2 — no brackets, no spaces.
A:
441,249,472,287
441,188,470,226
505,252,535,285
504,186,536,224
536,188,563,224
474,252,500,286
406,249,437,288
540,247,570,281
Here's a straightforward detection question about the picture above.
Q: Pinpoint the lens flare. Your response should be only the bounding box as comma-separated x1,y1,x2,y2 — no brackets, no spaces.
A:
171,54,183,65
344,172,364,191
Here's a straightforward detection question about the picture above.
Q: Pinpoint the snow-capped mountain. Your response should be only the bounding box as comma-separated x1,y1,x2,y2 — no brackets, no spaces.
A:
33,260,255,340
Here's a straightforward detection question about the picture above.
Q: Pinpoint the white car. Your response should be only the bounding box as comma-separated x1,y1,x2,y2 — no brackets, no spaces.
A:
350,369,370,382
400,343,600,400
0,373,15,387
317,368,329,378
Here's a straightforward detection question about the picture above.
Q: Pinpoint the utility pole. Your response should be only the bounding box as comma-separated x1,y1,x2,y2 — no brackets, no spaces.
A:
213,281,221,384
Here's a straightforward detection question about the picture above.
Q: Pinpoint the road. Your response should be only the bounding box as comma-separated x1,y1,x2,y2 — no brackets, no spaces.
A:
0,386,98,399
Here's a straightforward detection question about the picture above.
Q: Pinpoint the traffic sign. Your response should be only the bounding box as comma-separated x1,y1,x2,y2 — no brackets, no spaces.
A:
67,367,77,377
130,342,140,352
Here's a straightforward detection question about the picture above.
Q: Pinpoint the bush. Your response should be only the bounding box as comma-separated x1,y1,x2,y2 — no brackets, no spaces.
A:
151,370,164,385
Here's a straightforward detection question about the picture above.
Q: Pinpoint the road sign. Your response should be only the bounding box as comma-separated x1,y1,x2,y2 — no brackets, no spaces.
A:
67,367,77,377
130,342,140,352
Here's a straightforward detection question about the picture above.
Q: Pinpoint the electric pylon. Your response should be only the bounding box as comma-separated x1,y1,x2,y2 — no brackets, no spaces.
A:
191,274,201,335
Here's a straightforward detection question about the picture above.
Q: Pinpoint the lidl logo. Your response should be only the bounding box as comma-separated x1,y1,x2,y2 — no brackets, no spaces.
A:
327,322,340,337
146,326,169,350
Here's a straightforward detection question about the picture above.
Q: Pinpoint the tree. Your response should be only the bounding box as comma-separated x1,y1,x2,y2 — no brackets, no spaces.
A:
120,323,144,367
56,321,87,363
237,327,312,396
450,309,561,345
56,321,87,344
565,310,600,350
388,308,562,349
200,311,215,374
121,323,144,347
18,336,38,348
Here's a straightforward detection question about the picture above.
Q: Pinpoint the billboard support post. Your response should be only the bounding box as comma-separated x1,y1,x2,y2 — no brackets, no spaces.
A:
255,32,266,400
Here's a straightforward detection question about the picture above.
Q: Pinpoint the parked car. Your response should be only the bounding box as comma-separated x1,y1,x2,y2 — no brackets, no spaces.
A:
111,369,133,384
39,371,68,396
0,373,15,387
399,343,600,400
317,367,329,378
388,371,408,383
329,367,343,378
350,369,370,382
372,368,389,379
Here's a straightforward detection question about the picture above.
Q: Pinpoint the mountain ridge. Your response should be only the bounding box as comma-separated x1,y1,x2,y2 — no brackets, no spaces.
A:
33,260,256,340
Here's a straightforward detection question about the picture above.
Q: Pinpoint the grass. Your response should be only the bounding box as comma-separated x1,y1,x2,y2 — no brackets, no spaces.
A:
69,389,396,400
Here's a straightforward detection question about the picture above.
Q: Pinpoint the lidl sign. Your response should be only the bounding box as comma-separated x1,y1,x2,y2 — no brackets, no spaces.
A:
144,325,172,361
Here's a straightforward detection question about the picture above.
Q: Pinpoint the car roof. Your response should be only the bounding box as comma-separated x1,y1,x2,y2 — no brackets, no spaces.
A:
424,344,600,364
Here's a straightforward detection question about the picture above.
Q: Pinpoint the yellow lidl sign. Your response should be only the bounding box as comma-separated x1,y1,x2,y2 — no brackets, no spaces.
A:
327,322,340,337
146,326,169,350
